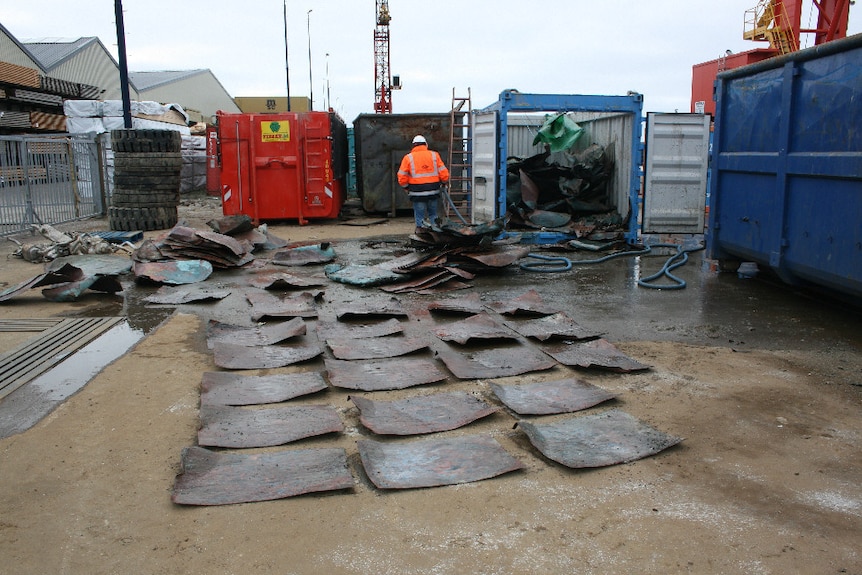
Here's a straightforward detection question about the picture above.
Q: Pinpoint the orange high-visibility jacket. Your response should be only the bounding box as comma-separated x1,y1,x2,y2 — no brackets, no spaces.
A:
397,144,450,197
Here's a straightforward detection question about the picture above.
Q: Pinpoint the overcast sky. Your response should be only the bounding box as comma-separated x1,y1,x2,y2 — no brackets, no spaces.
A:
3,0,860,123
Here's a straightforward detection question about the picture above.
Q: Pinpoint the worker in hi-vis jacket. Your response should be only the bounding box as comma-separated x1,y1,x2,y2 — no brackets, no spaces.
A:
397,134,450,233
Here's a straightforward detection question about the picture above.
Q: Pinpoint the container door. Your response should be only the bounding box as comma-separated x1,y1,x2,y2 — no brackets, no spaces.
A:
642,113,710,234
471,110,498,223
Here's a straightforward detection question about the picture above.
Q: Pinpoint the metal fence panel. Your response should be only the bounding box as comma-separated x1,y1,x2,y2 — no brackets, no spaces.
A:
0,134,105,237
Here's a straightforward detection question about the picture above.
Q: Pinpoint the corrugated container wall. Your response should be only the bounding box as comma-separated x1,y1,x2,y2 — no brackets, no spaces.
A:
707,33,862,301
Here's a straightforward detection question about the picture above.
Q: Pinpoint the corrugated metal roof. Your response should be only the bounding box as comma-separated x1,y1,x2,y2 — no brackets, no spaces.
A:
22,37,99,70
128,69,209,91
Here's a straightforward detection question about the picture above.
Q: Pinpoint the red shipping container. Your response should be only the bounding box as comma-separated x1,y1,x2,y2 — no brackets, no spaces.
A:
216,111,348,224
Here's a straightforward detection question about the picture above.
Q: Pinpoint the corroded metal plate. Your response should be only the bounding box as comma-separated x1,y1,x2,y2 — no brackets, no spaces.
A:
486,289,559,316
133,260,213,285
324,264,401,287
248,271,326,290
427,293,486,315
246,291,319,320
433,313,515,345
145,285,231,304
271,243,336,266
206,317,306,348
518,409,683,468
489,377,615,415
458,245,531,268
542,338,651,372
503,312,601,342
325,357,447,391
200,371,328,406
379,271,457,294
212,340,322,370
334,300,407,320
437,343,557,379
326,336,428,360
316,318,403,340
351,391,498,435
171,446,353,505
357,435,524,489
198,404,343,448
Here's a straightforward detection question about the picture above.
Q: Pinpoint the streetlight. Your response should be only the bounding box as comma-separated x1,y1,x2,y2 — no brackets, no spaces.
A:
283,0,291,111
325,52,331,111
307,9,313,111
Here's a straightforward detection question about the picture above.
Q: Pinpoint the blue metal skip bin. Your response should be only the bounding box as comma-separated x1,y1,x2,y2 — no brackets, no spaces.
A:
707,34,862,300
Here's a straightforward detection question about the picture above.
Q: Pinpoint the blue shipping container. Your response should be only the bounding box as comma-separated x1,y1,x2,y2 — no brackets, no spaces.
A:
707,33,862,300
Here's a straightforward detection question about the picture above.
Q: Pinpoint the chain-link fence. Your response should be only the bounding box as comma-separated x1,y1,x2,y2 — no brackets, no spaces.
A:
0,133,107,237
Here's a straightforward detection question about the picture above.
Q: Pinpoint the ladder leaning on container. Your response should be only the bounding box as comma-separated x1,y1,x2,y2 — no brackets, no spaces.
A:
446,88,472,222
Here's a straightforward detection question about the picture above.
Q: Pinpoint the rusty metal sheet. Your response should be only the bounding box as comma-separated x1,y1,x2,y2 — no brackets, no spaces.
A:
334,300,406,320
327,336,428,360
416,279,472,295
489,377,615,415
351,391,498,435
458,245,531,268
316,318,403,340
379,270,455,294
47,254,133,276
437,343,557,379
40,275,123,302
248,271,326,290
433,313,515,345
542,338,651,372
133,259,213,285
325,357,446,391
486,289,559,316
193,230,247,256
206,214,254,235
212,340,322,370
271,243,336,266
518,409,683,468
246,291,319,320
0,264,84,302
198,404,343,448
201,370,328,405
144,285,231,304
427,293,486,315
171,446,353,505
206,317,307,348
357,435,524,489
374,250,436,272
324,264,401,287
503,312,601,342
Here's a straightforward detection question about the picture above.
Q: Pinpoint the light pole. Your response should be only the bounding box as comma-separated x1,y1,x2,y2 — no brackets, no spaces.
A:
284,0,290,111
325,52,331,111
307,9,313,111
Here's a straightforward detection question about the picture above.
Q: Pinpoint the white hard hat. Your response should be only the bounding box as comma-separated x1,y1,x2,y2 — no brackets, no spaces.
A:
412,135,427,145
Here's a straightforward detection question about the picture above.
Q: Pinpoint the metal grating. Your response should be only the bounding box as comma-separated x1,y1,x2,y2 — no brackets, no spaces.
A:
0,318,64,332
0,317,124,400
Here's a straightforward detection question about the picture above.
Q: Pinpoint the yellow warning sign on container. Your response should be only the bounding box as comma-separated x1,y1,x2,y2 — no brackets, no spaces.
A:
261,120,290,142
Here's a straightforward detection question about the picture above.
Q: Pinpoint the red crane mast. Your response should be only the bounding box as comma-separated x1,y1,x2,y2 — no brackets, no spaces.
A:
373,0,394,113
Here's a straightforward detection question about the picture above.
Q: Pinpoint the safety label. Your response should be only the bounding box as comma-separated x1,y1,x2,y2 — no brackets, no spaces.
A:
261,121,290,142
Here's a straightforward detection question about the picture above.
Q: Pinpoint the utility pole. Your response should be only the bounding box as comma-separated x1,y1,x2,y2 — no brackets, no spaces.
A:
114,0,132,128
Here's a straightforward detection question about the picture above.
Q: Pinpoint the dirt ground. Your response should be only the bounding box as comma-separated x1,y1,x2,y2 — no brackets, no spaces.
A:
1,194,861,575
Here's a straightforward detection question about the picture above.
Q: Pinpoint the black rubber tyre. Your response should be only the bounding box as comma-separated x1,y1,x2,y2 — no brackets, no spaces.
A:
113,173,182,188
109,205,178,231
718,259,742,273
111,129,182,153
113,152,184,170
111,191,180,208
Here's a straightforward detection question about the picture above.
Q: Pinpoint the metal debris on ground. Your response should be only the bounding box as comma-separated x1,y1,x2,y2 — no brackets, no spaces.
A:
8,224,134,263
0,262,122,303
486,288,559,316
409,217,506,247
212,340,322,370
271,243,336,266
503,311,601,342
200,371,328,406
324,263,401,287
205,317,307,348
144,285,231,304
137,225,255,268
357,435,524,489
432,313,516,345
351,391,499,436
41,274,123,302
133,259,213,285
206,214,254,236
489,378,616,415
47,254,133,277
517,409,682,468
246,291,320,321
247,271,326,291
197,404,343,448
326,335,428,360
541,338,651,372
171,446,353,506
315,318,404,340
379,269,467,294
325,357,447,391
436,342,557,379
333,299,407,320
427,293,486,315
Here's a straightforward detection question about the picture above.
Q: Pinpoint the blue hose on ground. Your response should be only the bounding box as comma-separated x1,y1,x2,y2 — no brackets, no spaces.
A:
519,242,706,289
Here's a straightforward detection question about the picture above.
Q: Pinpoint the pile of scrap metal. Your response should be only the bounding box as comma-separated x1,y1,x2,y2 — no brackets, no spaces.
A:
8,224,134,263
506,143,624,239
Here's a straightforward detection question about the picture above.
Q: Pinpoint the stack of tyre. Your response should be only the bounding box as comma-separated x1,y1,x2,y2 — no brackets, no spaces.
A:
109,129,183,231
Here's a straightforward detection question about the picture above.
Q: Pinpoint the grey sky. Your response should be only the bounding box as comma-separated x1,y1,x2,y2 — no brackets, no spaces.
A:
3,0,859,123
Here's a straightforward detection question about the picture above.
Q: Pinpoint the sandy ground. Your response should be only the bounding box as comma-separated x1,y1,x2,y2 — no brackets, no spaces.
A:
1,195,861,575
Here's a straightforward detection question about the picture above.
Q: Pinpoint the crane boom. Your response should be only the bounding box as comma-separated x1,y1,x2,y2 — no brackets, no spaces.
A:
373,0,393,113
